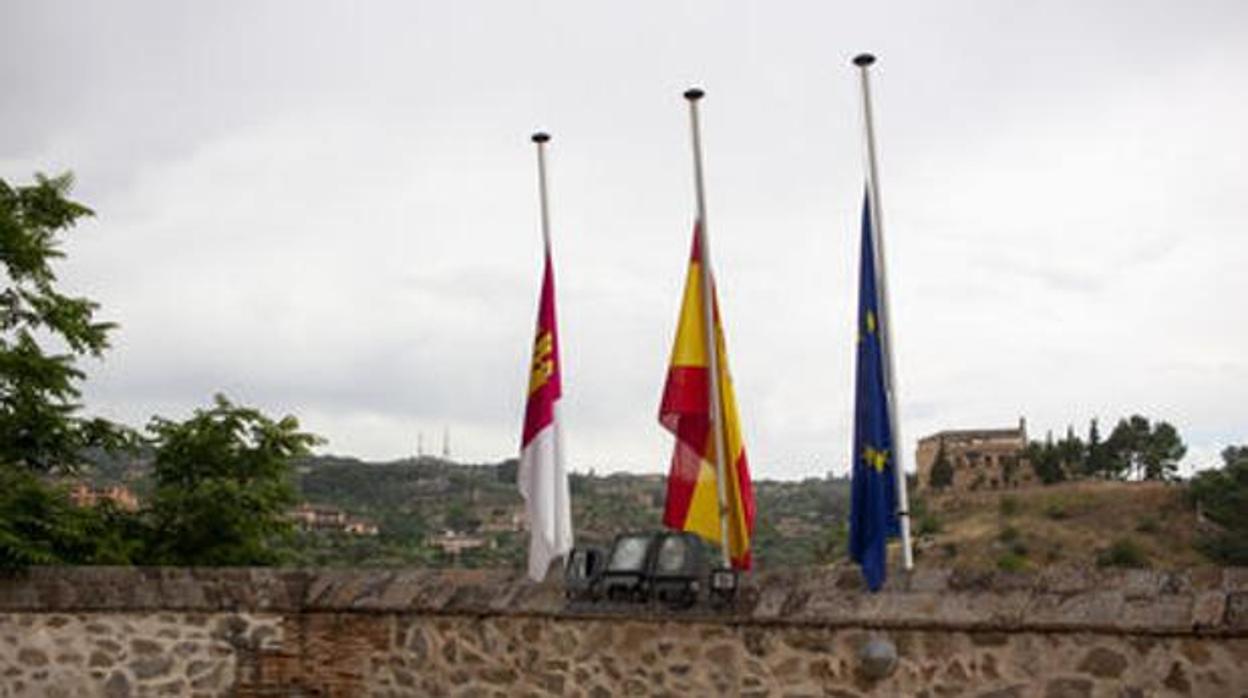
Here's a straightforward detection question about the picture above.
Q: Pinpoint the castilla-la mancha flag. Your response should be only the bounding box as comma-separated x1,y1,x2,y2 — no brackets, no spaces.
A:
519,245,573,581
659,225,756,569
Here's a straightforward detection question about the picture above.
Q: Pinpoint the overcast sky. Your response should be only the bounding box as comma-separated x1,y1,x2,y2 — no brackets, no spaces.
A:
3,1,1245,479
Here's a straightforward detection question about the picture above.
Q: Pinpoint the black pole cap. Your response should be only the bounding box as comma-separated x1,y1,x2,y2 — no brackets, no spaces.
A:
531,132,551,144
683,87,705,101
853,53,876,67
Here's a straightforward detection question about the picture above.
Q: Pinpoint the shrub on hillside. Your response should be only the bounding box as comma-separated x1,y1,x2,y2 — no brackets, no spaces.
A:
995,524,1029,560
916,512,943,536
1135,516,1160,534
1096,538,1150,568
1043,503,1069,520
998,525,1021,544
996,551,1027,572
911,497,943,536
999,496,1020,518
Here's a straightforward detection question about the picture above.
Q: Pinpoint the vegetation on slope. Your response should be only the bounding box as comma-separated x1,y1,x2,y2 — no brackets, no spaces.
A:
288,455,852,571
911,481,1206,572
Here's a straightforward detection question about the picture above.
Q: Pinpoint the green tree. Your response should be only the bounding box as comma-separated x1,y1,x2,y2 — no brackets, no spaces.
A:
1189,446,1248,564
0,173,134,472
1105,415,1185,481
444,501,481,533
1141,421,1185,481
1,173,140,569
378,509,429,545
928,439,954,490
1084,418,1111,478
1057,425,1085,476
1105,416,1149,480
1025,435,1066,485
144,395,321,566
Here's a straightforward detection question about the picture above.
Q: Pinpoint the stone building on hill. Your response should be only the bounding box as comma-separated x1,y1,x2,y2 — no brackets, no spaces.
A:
66,483,140,512
290,503,379,536
915,418,1032,492
426,531,495,556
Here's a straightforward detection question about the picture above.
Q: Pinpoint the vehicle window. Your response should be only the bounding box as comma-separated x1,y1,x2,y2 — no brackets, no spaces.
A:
609,537,649,572
655,537,686,574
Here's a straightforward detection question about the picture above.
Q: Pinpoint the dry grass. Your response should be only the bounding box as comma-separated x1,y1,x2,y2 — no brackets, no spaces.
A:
906,481,1205,571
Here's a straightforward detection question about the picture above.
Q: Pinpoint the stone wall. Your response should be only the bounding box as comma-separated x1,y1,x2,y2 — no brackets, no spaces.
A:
1,566,1246,696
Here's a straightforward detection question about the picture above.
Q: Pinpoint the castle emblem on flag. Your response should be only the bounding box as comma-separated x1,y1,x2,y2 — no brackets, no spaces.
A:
529,331,555,395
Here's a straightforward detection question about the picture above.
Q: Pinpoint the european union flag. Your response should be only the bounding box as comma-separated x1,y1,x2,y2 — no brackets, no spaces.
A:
849,190,901,592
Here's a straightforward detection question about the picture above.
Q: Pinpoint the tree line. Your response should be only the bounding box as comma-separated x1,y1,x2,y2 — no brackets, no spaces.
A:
1026,415,1187,484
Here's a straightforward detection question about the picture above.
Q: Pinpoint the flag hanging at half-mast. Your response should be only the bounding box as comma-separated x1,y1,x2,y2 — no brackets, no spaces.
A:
659,225,756,569
848,190,901,591
518,244,573,581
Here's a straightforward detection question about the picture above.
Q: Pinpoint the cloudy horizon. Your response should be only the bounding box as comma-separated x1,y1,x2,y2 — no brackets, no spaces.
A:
3,1,1245,479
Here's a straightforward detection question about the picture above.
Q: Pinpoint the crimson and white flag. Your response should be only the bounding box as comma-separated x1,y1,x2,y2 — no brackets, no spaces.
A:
518,246,572,581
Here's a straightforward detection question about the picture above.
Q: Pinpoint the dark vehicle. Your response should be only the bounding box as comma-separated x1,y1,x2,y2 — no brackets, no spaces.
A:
563,544,607,600
565,530,738,609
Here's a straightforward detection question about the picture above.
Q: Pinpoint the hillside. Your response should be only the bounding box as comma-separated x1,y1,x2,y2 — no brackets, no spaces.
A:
909,481,1204,572
79,451,1213,572
295,459,1215,574
289,454,851,570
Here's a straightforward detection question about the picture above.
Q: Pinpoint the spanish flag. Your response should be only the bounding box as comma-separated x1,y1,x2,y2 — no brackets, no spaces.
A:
659,225,756,569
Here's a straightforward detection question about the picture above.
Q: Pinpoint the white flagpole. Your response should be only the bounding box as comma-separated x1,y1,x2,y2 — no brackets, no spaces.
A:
853,54,914,572
684,87,733,570
533,132,553,250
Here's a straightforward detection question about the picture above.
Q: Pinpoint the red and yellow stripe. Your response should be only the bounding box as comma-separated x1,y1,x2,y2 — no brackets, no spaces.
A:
659,227,755,569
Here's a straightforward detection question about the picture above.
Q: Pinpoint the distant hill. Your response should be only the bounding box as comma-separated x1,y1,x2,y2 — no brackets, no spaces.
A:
296,454,516,516
79,450,1210,572
291,453,852,571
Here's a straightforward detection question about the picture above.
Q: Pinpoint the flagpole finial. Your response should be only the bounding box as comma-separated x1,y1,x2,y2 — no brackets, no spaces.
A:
531,132,551,144
683,87,705,101
853,53,876,67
